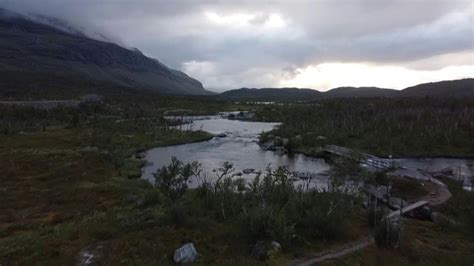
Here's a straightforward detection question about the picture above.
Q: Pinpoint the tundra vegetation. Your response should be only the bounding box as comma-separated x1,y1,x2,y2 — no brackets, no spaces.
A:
1,95,473,265
257,98,474,157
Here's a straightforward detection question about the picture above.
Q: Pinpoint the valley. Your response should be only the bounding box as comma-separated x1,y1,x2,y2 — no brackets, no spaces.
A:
0,4,473,266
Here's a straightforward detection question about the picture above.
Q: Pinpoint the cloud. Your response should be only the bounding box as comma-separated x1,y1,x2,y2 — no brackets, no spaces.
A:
1,0,473,91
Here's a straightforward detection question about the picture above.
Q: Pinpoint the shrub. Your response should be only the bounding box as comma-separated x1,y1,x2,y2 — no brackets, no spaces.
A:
154,157,200,200
374,219,400,248
136,189,163,208
155,159,361,248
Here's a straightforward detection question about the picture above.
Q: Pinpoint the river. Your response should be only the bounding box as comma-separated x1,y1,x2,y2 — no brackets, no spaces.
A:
141,117,331,188
141,116,473,190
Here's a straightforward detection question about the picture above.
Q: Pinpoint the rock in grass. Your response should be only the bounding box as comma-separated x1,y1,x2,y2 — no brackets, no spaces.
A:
251,241,281,261
78,244,104,266
173,243,198,264
271,241,281,251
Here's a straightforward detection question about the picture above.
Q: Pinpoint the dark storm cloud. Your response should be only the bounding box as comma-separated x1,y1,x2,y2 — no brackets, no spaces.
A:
1,0,472,90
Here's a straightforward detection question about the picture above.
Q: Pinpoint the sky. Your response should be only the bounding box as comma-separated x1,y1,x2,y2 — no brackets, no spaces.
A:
1,0,473,92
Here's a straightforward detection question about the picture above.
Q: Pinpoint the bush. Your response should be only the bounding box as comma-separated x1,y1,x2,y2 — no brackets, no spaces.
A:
136,190,163,208
374,219,400,248
154,159,361,248
154,157,200,200
240,203,296,245
367,207,387,228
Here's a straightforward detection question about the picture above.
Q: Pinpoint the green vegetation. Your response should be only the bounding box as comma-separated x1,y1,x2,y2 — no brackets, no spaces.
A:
257,98,474,157
435,178,474,239
0,130,365,264
0,96,364,264
335,177,474,266
1,94,473,265
154,160,366,254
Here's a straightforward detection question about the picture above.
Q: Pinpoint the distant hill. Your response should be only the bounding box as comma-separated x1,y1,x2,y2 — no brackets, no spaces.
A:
0,9,212,96
219,79,474,101
218,88,322,101
401,79,474,97
324,86,398,98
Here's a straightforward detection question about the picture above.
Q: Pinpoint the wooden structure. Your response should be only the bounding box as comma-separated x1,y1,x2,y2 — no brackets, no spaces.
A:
324,145,394,170
387,200,429,220
363,184,408,210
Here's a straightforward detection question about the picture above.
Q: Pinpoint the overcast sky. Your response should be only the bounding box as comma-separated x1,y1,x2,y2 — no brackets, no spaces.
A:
2,0,473,92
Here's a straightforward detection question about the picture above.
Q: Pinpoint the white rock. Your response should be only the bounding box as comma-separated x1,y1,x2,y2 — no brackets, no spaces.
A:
173,243,198,264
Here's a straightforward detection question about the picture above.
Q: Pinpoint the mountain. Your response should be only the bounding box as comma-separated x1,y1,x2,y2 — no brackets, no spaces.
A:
218,87,322,101
324,86,398,98
401,79,474,97
0,9,212,95
219,79,474,101
218,86,395,101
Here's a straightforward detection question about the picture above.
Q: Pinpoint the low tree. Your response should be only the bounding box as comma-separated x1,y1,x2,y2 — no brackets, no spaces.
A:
154,156,200,200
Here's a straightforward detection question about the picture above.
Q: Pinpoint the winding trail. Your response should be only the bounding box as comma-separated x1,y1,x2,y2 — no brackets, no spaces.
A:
421,181,452,206
292,178,451,265
293,237,375,266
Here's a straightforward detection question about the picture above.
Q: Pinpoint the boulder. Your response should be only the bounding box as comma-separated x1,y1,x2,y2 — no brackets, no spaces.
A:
271,241,281,251
251,241,281,261
78,244,104,266
173,243,198,264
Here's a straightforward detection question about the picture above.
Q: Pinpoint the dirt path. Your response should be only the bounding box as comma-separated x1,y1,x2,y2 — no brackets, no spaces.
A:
292,179,451,265
421,181,452,205
293,237,375,266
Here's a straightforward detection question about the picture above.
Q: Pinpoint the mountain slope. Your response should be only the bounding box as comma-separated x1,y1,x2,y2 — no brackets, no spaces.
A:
219,79,474,101
324,86,398,98
218,87,322,101
401,79,474,97
0,9,212,95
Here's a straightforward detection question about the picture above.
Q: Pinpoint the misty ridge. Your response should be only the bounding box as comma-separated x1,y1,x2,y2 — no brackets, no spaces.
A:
0,7,472,101
0,8,211,96
2,0,473,92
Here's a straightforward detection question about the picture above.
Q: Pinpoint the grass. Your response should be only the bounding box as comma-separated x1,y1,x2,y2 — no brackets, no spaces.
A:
330,219,474,266
0,122,273,265
0,128,117,264
328,177,474,266
389,177,429,202
0,124,215,264
256,98,474,157
0,125,369,265
1,99,473,265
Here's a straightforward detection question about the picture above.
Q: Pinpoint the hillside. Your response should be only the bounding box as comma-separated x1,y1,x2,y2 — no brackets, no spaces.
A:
219,79,474,101
0,9,212,96
325,86,398,98
218,88,322,101
401,79,474,97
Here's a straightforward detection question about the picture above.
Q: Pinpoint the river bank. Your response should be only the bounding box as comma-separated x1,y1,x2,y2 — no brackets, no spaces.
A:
138,116,473,192
254,98,474,158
